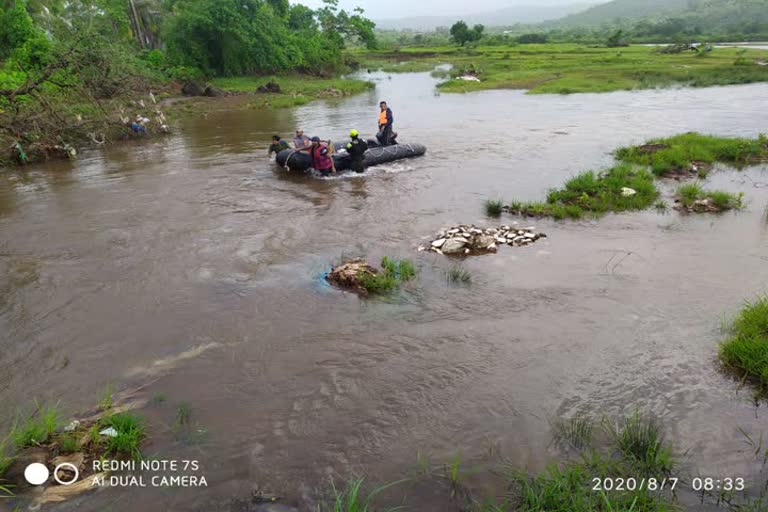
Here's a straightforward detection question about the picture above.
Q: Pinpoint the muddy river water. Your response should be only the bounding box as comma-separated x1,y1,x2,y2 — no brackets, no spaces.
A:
2,72,768,511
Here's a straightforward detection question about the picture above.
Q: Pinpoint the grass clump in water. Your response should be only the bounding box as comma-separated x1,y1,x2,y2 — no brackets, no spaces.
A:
676,182,743,212
326,478,404,512
552,416,594,450
11,405,61,448
359,257,416,294
99,413,146,460
484,199,504,217
616,132,768,177
509,165,659,219
608,412,674,476
720,296,768,394
446,265,472,284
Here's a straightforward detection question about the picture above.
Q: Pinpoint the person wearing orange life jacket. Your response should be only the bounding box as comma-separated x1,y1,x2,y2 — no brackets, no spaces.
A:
376,101,394,146
298,136,336,176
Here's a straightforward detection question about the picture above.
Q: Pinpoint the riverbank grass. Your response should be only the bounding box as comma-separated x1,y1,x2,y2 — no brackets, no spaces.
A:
616,133,768,177
484,199,504,217
11,405,61,448
211,75,374,109
507,165,659,219
720,296,768,394
357,44,768,95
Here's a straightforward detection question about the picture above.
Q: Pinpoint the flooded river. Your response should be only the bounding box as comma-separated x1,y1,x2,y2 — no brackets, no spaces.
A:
2,72,768,511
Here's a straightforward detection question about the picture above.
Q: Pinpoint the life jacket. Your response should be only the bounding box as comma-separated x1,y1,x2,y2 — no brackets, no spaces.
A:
311,143,333,170
379,109,388,126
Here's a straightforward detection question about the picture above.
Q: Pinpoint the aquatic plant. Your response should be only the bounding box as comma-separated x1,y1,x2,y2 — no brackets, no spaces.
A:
446,265,472,284
359,257,417,294
509,165,659,219
58,433,80,454
99,413,146,461
676,183,743,211
326,477,406,512
607,412,674,476
484,199,504,217
11,405,61,448
0,436,13,478
616,133,768,177
552,416,594,450
720,296,768,394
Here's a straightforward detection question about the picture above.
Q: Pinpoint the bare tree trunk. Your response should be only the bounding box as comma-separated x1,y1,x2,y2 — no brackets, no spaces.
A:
127,0,147,49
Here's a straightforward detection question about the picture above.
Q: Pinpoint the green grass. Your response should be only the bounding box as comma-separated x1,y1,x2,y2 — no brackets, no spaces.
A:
484,199,504,217
11,405,61,448
174,402,192,431
0,436,13,478
446,265,472,284
57,433,80,454
609,412,674,476
552,416,594,450
359,257,416,294
720,296,768,393
676,182,743,211
355,44,768,95
211,74,374,109
361,60,438,73
99,413,145,460
616,133,768,176
509,165,659,219
325,478,405,512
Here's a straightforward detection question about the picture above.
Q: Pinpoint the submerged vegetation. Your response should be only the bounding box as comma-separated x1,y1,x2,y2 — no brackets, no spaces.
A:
616,133,768,177
318,412,680,512
484,199,504,217
499,133,759,220
357,44,768,95
676,183,743,212
508,165,659,219
720,296,768,395
359,257,416,294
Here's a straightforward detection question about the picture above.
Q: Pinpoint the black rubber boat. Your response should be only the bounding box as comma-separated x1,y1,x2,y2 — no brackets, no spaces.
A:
275,139,426,173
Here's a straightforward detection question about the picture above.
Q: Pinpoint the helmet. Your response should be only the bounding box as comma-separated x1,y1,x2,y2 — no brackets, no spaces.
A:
349,129,359,137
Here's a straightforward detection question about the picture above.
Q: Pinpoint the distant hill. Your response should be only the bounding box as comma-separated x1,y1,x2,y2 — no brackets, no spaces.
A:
551,0,690,26
375,3,601,31
546,0,768,36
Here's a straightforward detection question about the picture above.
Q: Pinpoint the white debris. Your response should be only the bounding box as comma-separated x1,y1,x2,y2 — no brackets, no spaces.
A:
63,420,80,432
621,187,637,197
99,427,118,438
457,75,481,82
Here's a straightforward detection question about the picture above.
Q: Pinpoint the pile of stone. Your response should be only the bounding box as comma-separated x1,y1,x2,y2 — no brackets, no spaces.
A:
674,198,720,213
418,224,546,255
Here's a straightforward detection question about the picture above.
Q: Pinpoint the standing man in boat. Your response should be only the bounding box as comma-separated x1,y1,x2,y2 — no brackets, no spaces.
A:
377,101,394,146
346,129,368,173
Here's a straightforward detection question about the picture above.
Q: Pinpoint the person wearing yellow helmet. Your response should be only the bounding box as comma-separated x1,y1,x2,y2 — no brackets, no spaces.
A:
346,129,368,173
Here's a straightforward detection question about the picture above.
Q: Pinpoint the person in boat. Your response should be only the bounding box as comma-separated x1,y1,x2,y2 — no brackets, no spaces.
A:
376,101,394,146
293,129,311,149
346,129,368,173
268,135,290,157
298,136,336,176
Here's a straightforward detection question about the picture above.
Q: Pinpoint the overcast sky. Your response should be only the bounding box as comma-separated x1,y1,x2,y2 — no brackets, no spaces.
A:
296,0,602,21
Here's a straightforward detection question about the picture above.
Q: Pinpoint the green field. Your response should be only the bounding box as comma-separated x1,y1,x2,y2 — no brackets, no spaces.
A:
358,44,768,94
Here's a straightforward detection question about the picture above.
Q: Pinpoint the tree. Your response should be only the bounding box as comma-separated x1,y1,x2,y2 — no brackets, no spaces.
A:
449,20,484,46
449,20,470,45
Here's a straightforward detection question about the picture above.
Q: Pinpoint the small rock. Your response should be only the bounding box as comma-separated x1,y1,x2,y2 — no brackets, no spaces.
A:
431,238,446,248
442,238,468,254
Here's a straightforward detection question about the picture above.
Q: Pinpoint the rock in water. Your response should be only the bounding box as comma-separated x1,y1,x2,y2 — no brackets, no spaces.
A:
256,81,281,93
204,86,224,97
471,235,496,251
431,238,447,248
441,238,468,254
326,259,377,294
